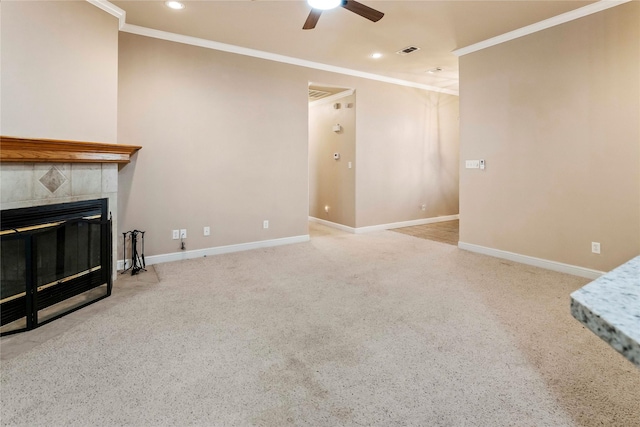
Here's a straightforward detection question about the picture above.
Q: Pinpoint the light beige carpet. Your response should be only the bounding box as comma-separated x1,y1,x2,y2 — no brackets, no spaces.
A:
1,223,638,426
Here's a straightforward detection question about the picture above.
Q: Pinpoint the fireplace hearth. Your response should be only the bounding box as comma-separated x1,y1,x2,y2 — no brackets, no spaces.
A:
1,199,112,335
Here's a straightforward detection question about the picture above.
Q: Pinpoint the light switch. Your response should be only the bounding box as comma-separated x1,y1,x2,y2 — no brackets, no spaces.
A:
465,160,480,169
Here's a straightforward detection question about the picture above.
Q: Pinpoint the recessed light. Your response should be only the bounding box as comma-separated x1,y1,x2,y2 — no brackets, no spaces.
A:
165,1,185,10
370,52,383,59
427,67,443,74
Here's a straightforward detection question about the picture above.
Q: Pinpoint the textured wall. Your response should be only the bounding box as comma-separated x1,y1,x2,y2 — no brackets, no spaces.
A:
1,1,120,276
118,33,460,257
117,34,310,256
459,2,640,271
354,84,460,227
1,1,118,143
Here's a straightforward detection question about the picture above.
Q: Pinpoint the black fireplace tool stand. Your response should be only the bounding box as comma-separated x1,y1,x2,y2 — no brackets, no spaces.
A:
122,230,146,275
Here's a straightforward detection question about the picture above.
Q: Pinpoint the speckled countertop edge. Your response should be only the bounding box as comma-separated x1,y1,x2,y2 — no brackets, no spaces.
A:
570,256,640,368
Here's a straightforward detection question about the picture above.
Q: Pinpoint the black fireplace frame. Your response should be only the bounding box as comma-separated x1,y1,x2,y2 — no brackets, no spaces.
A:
1,199,112,336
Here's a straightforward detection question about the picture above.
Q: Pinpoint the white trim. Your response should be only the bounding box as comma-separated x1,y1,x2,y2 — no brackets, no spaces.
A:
309,217,357,233
453,0,632,57
119,23,458,96
86,0,126,29
354,214,460,234
458,242,605,280
117,235,309,269
309,214,460,234
309,89,355,107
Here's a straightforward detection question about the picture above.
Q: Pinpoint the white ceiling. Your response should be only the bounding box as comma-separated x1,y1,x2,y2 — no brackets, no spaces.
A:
111,1,599,93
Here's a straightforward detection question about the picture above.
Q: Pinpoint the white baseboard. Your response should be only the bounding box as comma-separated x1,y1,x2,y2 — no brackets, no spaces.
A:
354,214,459,234
308,217,356,233
458,241,604,279
117,234,310,269
309,214,459,234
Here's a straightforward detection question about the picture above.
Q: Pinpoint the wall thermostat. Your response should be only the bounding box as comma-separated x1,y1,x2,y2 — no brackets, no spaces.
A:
333,153,340,160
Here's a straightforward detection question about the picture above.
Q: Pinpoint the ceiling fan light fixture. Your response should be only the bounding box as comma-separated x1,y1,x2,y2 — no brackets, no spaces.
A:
165,1,185,10
307,0,341,11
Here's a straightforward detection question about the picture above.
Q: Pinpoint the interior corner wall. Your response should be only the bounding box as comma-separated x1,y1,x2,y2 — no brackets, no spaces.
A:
118,32,460,258
0,1,118,143
309,93,356,227
458,2,640,272
117,33,310,257
353,83,460,228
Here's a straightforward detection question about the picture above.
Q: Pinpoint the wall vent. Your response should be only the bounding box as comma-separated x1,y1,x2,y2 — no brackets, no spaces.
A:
308,89,332,100
396,46,421,55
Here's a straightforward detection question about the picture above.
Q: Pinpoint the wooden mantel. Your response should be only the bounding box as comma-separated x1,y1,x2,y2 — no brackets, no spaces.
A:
0,136,141,164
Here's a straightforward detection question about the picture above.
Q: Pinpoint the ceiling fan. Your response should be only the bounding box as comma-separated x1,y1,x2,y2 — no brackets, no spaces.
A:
303,0,384,30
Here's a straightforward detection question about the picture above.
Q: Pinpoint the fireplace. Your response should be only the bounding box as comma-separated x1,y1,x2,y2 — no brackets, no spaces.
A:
0,135,141,335
1,199,112,335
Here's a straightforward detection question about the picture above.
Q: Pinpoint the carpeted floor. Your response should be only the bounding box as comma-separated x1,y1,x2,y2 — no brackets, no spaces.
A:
1,223,638,426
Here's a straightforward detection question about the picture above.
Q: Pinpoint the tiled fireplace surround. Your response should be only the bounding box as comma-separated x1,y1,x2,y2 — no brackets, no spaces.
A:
1,163,119,278
0,137,141,279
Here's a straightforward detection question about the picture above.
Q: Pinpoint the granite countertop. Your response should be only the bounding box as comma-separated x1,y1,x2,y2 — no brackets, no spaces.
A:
570,255,640,368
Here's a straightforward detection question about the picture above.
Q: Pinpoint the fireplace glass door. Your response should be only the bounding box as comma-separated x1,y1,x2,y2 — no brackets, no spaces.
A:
1,199,112,335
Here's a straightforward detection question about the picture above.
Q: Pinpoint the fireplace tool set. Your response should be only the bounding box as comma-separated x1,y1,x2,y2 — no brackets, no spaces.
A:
122,229,146,275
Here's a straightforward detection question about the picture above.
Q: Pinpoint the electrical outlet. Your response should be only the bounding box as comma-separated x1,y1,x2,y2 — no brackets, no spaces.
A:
591,242,601,254
263,220,269,229
172,230,180,240
180,229,187,239
420,204,427,211
204,226,210,236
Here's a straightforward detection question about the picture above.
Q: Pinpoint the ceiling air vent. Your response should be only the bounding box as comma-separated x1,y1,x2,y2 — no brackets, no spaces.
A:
396,46,421,55
308,89,332,100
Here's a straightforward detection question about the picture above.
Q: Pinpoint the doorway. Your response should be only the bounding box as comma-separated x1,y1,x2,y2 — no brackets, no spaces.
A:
308,84,356,234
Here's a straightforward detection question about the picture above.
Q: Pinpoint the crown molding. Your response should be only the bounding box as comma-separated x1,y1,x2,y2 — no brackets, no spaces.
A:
453,0,632,57
84,0,458,96
87,0,630,95
86,0,126,29
120,23,459,96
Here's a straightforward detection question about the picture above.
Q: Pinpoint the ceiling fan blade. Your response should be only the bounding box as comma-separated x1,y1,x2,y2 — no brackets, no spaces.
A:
303,9,322,30
341,0,384,22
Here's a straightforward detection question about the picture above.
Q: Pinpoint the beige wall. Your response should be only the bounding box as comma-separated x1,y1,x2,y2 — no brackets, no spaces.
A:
309,93,356,227
118,34,310,256
459,2,640,271
1,1,120,275
118,33,460,257
354,83,459,227
1,1,118,143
